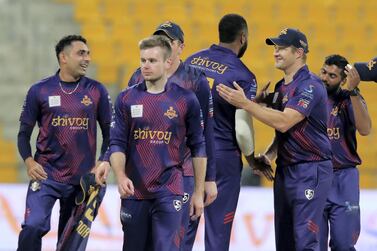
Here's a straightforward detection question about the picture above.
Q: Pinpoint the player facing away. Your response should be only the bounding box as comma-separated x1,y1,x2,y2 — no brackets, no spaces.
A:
217,28,334,251
126,21,217,248
17,35,112,251
319,55,371,251
184,14,258,251
109,35,207,251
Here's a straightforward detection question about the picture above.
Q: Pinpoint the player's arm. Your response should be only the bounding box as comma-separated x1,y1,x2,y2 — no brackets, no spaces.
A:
345,65,372,136
18,86,47,181
185,94,207,219
93,84,113,184
109,93,134,197
217,82,305,132
196,74,216,182
235,109,255,163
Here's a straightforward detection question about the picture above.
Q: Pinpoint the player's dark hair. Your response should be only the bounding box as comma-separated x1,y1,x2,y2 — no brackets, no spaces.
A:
218,14,248,43
55,35,87,62
324,54,349,79
139,35,172,60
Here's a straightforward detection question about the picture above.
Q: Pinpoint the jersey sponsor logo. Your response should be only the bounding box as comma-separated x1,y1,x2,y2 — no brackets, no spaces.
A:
80,95,93,106
182,193,190,204
51,116,89,130
164,106,178,119
298,98,310,108
30,181,41,192
133,128,172,144
173,199,182,211
304,189,314,200
327,127,340,140
48,95,61,107
131,105,143,118
189,56,228,74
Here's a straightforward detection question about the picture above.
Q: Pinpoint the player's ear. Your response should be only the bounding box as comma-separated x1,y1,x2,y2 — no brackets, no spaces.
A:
341,77,347,86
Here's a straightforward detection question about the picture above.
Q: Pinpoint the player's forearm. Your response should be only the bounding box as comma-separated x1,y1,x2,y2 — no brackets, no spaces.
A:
235,109,254,156
350,96,372,136
110,152,127,181
243,101,295,132
192,157,207,193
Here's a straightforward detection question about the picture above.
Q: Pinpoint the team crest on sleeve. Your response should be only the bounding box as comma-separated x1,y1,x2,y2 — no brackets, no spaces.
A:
305,189,314,200
131,105,143,118
48,96,61,107
80,95,93,106
164,106,178,119
173,200,182,211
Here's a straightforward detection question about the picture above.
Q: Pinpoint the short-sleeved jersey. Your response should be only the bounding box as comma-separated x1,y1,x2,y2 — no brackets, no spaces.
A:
110,82,206,199
185,44,257,154
19,73,112,185
128,62,215,180
327,89,362,169
271,66,332,166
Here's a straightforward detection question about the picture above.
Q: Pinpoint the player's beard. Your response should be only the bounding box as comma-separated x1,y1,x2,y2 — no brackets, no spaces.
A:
237,41,248,58
325,82,341,96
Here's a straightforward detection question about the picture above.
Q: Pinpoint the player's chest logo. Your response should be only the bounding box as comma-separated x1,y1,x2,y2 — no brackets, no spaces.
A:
131,105,143,118
48,95,61,107
304,189,314,200
164,106,178,119
331,106,339,116
81,95,93,106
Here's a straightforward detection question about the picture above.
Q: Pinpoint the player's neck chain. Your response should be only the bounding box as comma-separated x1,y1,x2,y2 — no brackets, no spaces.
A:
59,81,80,95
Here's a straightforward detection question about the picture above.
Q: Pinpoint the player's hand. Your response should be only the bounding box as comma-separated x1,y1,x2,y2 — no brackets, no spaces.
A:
190,190,204,221
94,161,110,187
345,64,361,90
25,157,47,181
254,81,271,104
216,81,250,109
204,181,218,206
253,154,274,181
117,176,134,198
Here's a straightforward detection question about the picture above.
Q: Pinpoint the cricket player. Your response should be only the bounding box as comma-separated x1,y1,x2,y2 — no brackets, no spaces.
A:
184,14,258,251
217,28,333,251
126,21,217,248
17,35,112,251
319,55,371,251
110,35,207,251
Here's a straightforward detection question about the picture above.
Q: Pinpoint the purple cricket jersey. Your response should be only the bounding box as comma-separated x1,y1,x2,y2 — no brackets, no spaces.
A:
327,89,362,169
110,82,206,199
128,62,215,180
271,65,332,166
19,72,112,185
185,44,257,154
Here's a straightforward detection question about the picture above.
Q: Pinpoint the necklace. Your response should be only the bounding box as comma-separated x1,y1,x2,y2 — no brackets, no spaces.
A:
59,81,80,95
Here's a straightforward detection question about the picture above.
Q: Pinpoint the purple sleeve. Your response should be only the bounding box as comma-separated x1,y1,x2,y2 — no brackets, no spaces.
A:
185,93,206,158
196,74,216,180
17,122,34,161
19,85,39,126
110,93,130,155
237,79,257,101
97,84,112,161
285,83,319,117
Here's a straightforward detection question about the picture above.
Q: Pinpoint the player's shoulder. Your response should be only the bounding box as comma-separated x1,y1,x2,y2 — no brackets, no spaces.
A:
169,82,196,98
181,61,207,81
31,74,56,89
